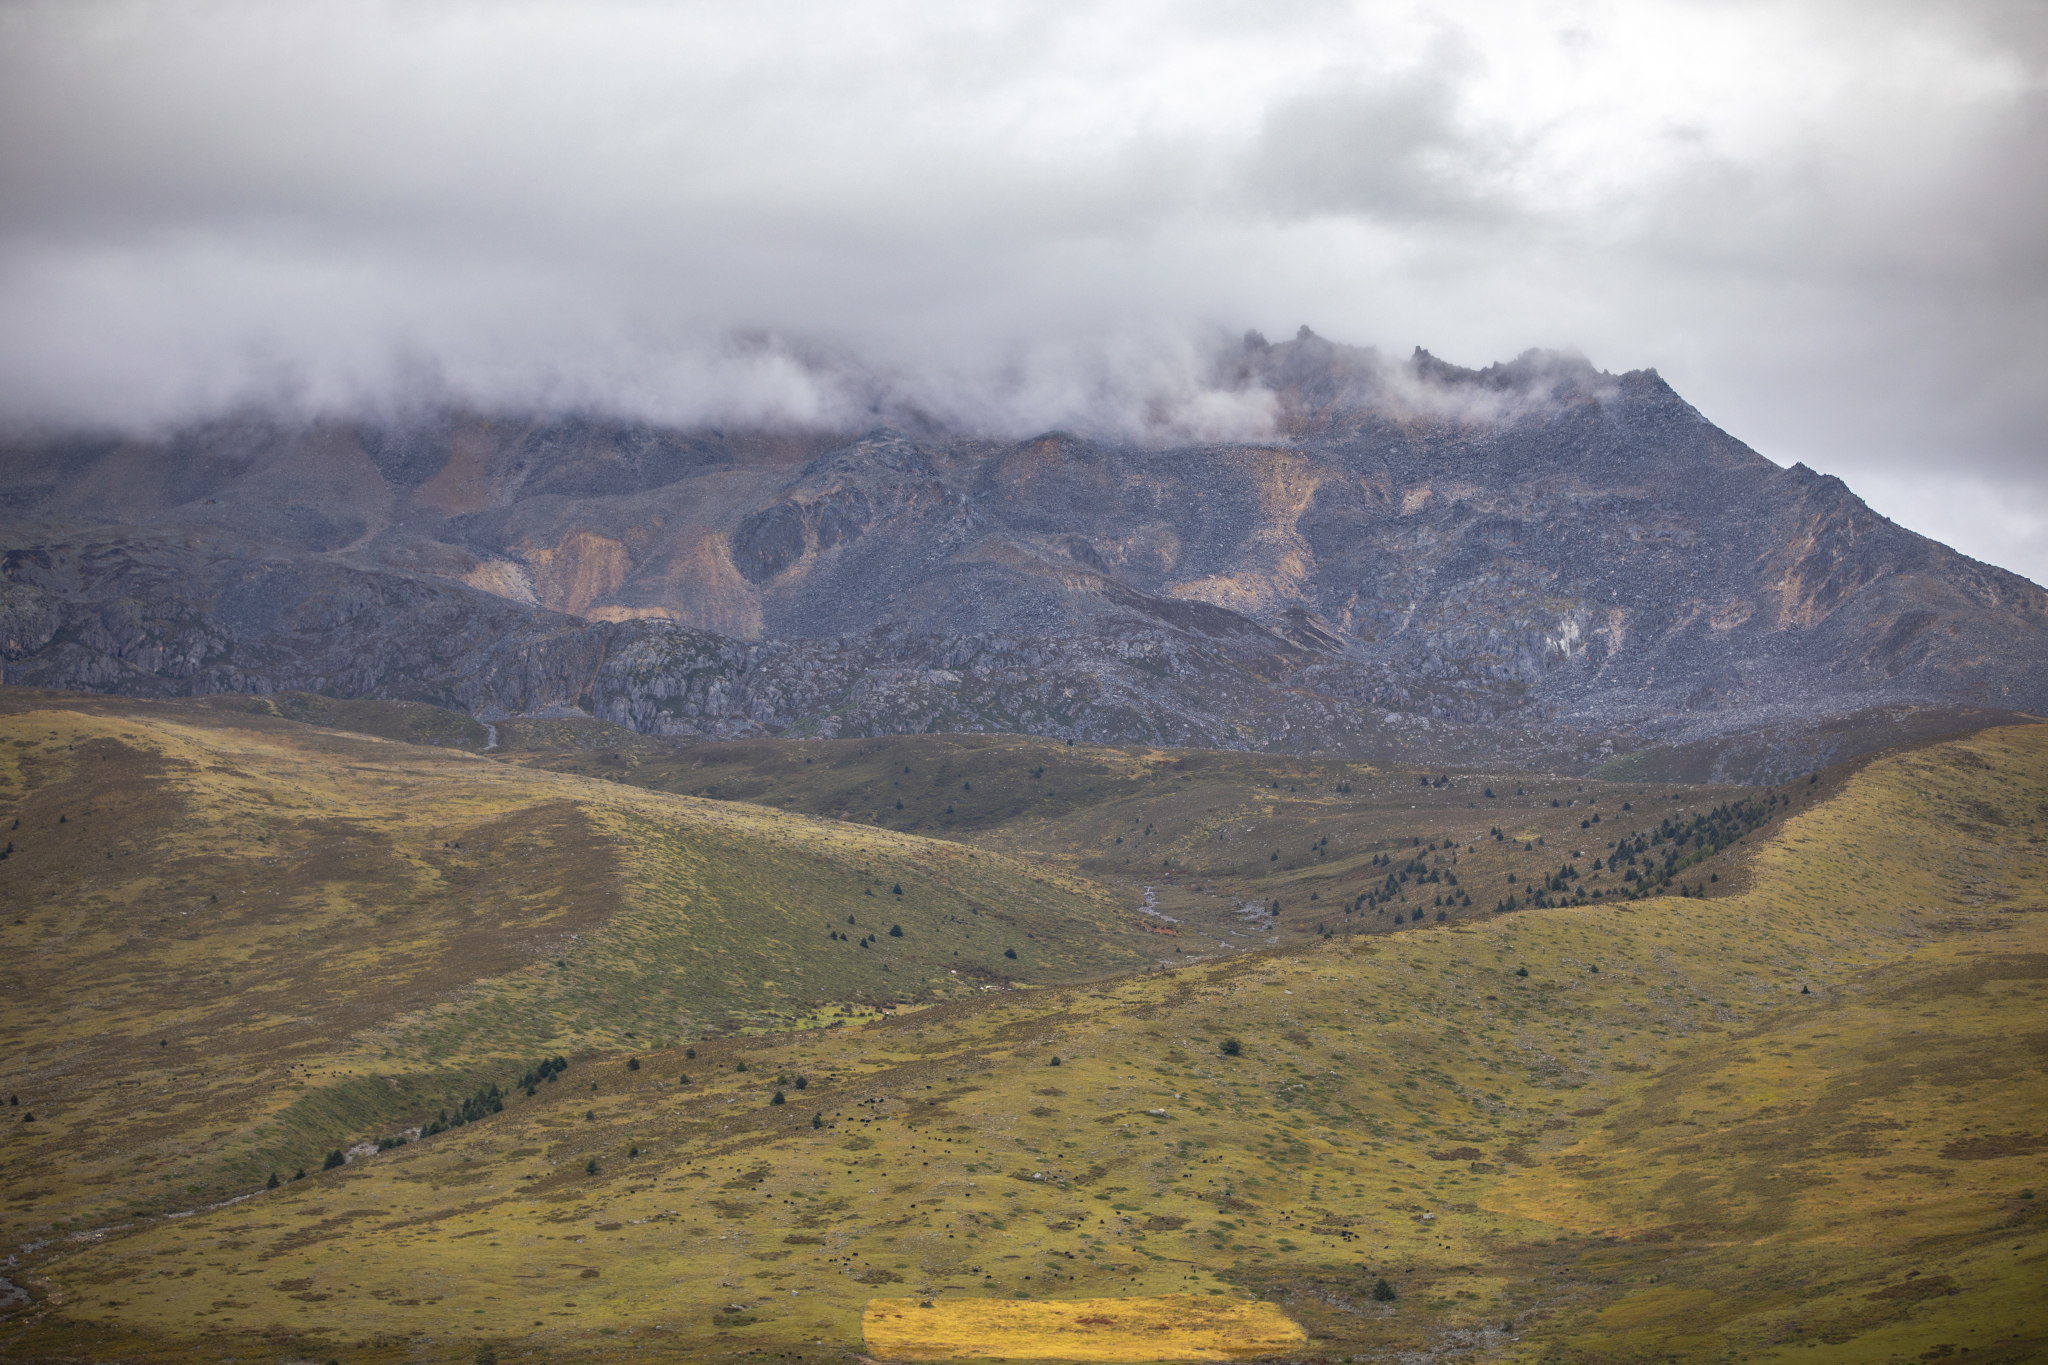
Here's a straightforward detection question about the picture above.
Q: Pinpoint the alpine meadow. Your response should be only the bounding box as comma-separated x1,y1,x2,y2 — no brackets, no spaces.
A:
5,5,2048,1362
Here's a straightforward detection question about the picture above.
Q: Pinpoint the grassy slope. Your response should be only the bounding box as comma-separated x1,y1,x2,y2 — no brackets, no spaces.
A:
0,693,1150,1246
11,723,2041,1364
494,721,1830,956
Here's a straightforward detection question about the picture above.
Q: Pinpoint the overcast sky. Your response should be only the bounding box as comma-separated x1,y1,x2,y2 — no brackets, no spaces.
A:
3,0,2044,582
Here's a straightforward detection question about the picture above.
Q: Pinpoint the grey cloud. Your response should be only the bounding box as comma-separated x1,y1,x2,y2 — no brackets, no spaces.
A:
1237,56,1510,223
1,0,2044,582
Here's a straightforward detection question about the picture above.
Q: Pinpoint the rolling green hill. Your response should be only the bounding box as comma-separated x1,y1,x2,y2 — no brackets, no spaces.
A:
0,691,1152,1244
2,692,2042,1364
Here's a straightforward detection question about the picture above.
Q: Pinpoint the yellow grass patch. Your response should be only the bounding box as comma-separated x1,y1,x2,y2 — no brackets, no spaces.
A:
862,1294,1305,1361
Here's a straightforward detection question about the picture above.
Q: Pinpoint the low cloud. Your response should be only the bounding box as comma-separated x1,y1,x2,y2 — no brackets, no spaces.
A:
1,0,2043,578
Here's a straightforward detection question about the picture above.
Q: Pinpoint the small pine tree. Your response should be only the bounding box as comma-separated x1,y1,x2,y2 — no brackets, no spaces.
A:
323,1149,345,1170
1515,966,1529,978
1048,1056,1061,1067
685,1046,696,1059
1219,1038,1242,1057
266,1171,280,1190
889,924,903,937
794,1075,808,1089
736,1061,748,1072
1372,1277,1397,1302
812,1112,823,1128
771,1090,786,1105
627,1057,640,1071
585,1158,599,1175
1004,947,1017,959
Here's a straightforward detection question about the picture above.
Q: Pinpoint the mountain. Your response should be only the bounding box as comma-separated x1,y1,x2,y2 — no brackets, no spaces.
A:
3,334,2042,775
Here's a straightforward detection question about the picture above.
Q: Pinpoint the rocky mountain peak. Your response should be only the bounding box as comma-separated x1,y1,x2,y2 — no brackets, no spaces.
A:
3,346,2040,773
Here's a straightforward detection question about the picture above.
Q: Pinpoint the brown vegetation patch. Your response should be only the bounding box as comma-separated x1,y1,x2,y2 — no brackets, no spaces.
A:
1867,1274,1959,1301
1939,1132,2048,1161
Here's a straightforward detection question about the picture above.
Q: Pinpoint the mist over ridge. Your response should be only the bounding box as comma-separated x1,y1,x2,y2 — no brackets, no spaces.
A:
5,0,2044,578
0,323,1624,453
4,329,2041,783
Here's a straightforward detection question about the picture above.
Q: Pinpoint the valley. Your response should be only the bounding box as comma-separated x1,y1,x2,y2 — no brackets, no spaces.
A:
0,689,2041,1362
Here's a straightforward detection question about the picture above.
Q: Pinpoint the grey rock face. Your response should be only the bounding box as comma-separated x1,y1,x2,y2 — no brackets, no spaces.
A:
3,337,2042,764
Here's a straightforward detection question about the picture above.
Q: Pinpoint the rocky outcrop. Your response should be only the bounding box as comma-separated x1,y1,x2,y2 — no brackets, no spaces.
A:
3,336,2042,762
